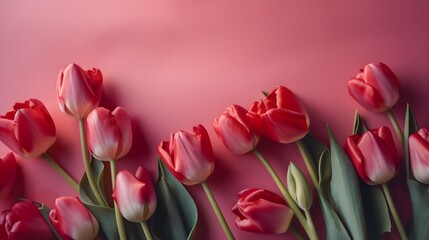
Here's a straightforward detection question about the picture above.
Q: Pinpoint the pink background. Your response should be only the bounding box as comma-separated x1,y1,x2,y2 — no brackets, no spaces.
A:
1,1,429,239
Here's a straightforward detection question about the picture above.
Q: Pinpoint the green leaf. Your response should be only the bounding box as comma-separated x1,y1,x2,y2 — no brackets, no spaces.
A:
352,110,368,135
404,103,419,179
327,126,367,240
79,159,107,205
406,179,429,240
37,203,62,240
301,133,329,167
152,159,198,240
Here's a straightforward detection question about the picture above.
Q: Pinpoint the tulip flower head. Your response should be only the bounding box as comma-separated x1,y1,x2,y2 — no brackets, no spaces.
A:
232,188,294,234
0,99,56,158
345,126,399,185
287,163,313,211
57,63,103,118
158,124,215,186
348,63,400,112
409,128,429,184
246,85,310,144
0,152,17,199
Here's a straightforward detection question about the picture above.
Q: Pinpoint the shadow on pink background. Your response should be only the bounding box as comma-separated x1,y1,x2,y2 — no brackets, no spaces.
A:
1,2,429,239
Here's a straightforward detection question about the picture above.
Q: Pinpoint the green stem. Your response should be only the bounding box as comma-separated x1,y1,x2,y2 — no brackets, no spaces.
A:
111,161,127,240
42,153,79,191
296,140,319,188
140,221,153,240
387,109,405,145
201,181,235,240
252,149,318,240
78,118,106,207
289,225,305,240
305,210,317,239
381,184,408,240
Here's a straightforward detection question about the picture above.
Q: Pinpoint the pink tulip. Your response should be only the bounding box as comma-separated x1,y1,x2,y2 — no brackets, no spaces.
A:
113,167,157,222
0,99,56,158
0,153,17,199
409,128,429,184
2,200,53,240
158,124,215,186
246,86,310,144
86,107,132,161
213,104,260,154
57,63,103,118
348,63,400,112
232,188,294,234
345,126,399,185
49,197,99,240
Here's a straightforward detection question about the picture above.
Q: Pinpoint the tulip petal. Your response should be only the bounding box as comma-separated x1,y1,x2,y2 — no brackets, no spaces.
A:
0,118,24,156
364,63,399,108
409,132,429,184
262,108,309,143
112,107,132,159
346,135,370,183
348,79,386,112
0,153,17,199
213,114,255,154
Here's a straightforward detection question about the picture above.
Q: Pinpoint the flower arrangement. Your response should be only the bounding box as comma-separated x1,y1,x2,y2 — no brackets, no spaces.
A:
0,61,427,240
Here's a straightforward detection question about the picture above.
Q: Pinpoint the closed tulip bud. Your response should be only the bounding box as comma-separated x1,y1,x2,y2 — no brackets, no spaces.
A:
49,197,99,240
213,104,260,154
409,128,429,184
86,107,132,161
113,167,157,222
246,85,310,144
287,163,313,211
0,99,56,158
0,153,17,199
158,124,215,186
232,188,294,234
348,63,400,112
57,63,103,118
345,126,399,185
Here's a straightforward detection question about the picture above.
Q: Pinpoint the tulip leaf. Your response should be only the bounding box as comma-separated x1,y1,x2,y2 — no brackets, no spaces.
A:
37,203,62,240
328,126,367,240
301,133,329,167
152,159,198,240
79,159,108,206
352,110,368,134
404,103,419,179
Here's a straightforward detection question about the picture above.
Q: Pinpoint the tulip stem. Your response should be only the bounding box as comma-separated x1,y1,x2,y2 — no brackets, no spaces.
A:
387,109,405,145
42,153,79,191
305,210,317,240
110,160,127,240
289,225,305,240
78,118,106,207
252,149,318,240
381,184,408,240
140,221,153,240
201,181,235,240
296,140,319,188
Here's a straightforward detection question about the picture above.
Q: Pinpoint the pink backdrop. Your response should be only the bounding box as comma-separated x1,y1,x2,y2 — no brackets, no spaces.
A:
1,1,429,239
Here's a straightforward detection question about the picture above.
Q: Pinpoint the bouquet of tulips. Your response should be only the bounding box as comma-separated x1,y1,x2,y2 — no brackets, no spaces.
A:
1,61,428,240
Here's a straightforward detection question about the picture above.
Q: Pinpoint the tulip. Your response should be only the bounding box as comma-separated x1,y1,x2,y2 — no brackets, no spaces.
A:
408,128,429,184
287,163,313,211
3,200,53,240
0,210,7,239
86,107,132,161
345,126,399,185
0,153,17,199
57,63,103,118
49,196,99,240
158,124,215,186
348,62,400,112
232,188,294,234
246,85,310,144
113,167,157,222
213,104,260,154
0,99,56,158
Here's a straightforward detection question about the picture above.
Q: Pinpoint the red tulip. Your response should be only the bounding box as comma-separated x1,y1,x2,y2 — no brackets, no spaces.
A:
345,126,399,185
86,107,132,161
113,167,157,222
409,128,429,184
0,99,56,158
0,153,17,199
232,188,294,234
213,104,260,154
49,197,99,240
0,210,7,239
348,63,400,112
3,200,53,240
57,63,103,118
158,124,215,185
246,86,310,144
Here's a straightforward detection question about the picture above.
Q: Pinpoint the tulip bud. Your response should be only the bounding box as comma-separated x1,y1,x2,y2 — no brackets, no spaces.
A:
57,63,103,118
0,153,17,199
158,124,215,186
213,104,260,154
232,188,294,234
345,126,399,185
113,167,157,222
246,85,310,144
409,128,429,184
86,107,132,161
287,163,313,211
348,63,400,112
49,197,99,240
0,99,56,158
